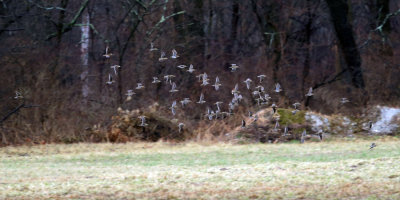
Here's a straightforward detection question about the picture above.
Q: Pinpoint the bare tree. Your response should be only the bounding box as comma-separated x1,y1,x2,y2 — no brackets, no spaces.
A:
80,4,90,103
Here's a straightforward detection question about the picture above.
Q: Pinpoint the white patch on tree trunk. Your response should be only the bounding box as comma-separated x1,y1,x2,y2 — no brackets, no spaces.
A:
80,9,90,100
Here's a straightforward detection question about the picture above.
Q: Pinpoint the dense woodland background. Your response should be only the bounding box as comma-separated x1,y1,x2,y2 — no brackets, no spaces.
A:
0,0,399,145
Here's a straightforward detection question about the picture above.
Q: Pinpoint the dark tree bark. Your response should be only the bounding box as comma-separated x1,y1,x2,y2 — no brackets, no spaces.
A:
227,0,239,54
190,0,205,69
250,0,281,83
325,0,365,89
303,0,313,107
0,4,31,37
172,0,204,71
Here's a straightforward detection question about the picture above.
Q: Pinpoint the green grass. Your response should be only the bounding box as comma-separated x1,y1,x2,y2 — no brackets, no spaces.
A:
277,108,306,125
1,138,400,199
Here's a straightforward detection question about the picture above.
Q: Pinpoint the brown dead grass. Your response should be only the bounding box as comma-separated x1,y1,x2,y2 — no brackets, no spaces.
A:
1,138,400,199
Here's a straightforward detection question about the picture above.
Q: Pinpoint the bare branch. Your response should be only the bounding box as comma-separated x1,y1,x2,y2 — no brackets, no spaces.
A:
0,28,24,32
74,23,106,41
27,0,67,11
135,0,147,10
146,10,186,36
360,8,400,48
313,69,347,90
46,0,89,40
0,103,40,125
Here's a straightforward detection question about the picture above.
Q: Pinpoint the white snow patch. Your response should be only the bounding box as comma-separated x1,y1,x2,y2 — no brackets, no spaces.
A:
306,113,330,132
371,106,400,134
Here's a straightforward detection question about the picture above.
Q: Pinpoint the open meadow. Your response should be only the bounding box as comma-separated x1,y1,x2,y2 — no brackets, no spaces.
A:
1,138,400,199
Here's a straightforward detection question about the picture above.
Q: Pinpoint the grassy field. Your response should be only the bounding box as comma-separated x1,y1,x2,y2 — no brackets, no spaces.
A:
1,138,400,199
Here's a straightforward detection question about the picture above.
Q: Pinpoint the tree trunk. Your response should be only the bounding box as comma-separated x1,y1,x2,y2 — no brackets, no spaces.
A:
325,0,365,89
303,0,313,106
80,6,90,103
227,0,239,55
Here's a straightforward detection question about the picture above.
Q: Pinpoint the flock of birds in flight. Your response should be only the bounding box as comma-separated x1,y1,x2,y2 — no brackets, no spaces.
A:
97,43,368,144
9,43,376,148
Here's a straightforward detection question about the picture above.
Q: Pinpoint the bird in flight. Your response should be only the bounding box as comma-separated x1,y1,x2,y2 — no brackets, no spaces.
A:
138,116,148,127
232,93,243,104
180,98,191,108
283,126,288,136
243,78,252,90
293,102,301,110
212,76,222,91
14,91,23,99
103,46,113,58
125,89,135,101
177,65,187,69
170,101,177,116
271,103,278,113
159,51,168,61
152,77,161,84
231,83,240,94
164,75,175,84
274,83,282,93
136,83,145,90
264,93,272,101
305,87,313,97
187,64,195,73
106,74,114,85
229,64,239,72
215,101,223,111
169,82,179,93
171,49,179,59
257,74,266,83
110,65,121,75
340,97,350,104
178,122,185,133
206,108,215,121
196,74,204,82
369,143,377,150
292,103,301,115
200,73,210,86
253,90,261,97
255,98,263,106
149,42,158,51
255,85,265,93
197,93,206,104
